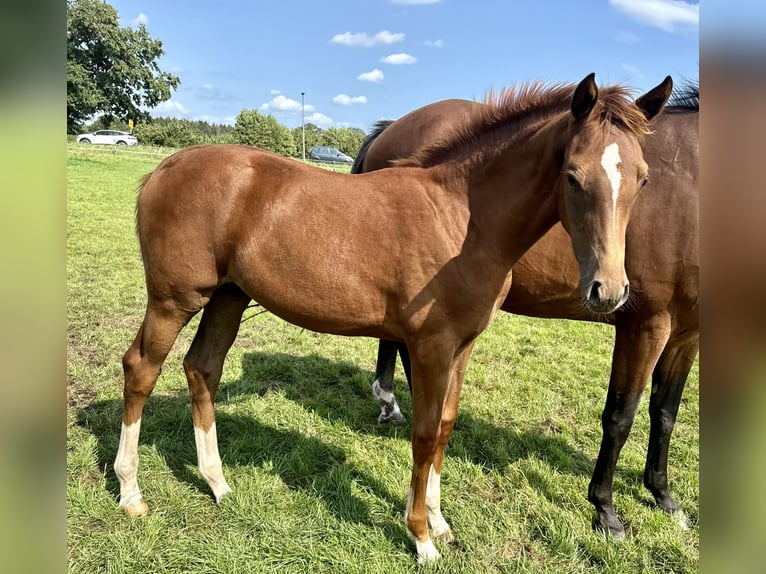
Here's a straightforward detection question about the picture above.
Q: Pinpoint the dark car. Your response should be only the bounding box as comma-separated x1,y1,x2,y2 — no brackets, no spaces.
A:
308,146,354,164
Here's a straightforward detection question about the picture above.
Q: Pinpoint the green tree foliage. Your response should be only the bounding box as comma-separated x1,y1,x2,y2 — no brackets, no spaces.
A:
67,0,180,133
291,123,324,158
320,127,366,158
233,110,297,156
132,121,199,148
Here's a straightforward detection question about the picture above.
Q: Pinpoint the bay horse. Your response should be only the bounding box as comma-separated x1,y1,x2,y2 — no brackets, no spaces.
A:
357,82,698,539
114,74,672,562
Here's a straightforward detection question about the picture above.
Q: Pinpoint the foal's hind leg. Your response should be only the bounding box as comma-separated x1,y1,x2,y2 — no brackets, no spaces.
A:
588,313,670,538
372,340,405,423
183,283,252,503
643,333,698,530
114,301,199,516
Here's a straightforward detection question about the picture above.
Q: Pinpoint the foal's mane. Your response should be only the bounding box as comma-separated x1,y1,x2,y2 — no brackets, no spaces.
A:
398,82,652,169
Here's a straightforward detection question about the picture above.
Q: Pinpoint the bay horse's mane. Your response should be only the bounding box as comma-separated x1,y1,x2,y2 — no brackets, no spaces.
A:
397,82,654,169
666,79,699,112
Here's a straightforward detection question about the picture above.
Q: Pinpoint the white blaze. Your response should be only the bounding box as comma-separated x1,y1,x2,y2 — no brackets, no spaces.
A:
601,142,622,235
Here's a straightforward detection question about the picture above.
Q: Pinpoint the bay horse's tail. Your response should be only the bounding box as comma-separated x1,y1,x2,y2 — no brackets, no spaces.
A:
351,120,394,174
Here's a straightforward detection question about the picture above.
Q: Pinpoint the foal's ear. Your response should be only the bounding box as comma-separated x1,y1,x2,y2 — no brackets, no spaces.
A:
635,75,673,121
571,72,598,121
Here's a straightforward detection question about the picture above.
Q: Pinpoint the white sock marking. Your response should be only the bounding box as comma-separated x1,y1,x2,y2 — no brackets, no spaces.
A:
426,466,450,537
114,419,143,507
194,422,232,502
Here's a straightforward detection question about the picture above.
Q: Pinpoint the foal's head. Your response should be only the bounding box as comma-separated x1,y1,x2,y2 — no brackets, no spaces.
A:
559,73,672,313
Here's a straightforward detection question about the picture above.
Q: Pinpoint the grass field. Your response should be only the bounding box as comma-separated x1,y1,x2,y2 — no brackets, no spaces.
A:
67,147,698,573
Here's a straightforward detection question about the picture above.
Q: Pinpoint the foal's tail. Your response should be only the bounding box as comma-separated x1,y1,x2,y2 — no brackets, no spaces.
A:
351,120,395,174
134,171,155,234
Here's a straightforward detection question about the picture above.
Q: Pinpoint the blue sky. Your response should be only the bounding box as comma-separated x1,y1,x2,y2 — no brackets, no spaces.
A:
110,0,699,130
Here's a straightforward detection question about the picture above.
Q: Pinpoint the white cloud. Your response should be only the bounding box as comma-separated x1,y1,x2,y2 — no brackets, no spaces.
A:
380,53,417,65
390,0,441,4
270,89,281,95
151,99,188,116
261,95,316,113
306,112,333,126
423,39,444,48
357,69,385,83
131,13,149,27
609,0,699,33
333,94,368,106
331,30,405,47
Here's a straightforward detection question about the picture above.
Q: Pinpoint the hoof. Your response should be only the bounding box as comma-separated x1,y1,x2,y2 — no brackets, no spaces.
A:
433,526,454,543
594,519,625,540
672,509,689,530
378,410,406,424
415,539,440,563
122,499,149,517
214,484,233,505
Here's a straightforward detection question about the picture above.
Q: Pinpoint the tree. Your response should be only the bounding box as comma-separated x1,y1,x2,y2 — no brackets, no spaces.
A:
233,110,297,157
291,123,324,158
67,0,180,133
321,127,367,158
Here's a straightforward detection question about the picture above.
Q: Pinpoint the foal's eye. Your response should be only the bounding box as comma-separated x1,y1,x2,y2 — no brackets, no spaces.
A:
640,177,649,188
566,173,582,190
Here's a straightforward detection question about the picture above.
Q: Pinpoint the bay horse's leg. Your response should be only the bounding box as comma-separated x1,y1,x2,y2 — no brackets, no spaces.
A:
114,300,199,516
372,340,405,423
182,283,251,503
404,341,472,562
643,333,698,529
588,313,671,538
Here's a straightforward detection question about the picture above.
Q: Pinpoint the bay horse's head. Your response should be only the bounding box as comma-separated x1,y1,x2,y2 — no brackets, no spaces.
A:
559,73,672,314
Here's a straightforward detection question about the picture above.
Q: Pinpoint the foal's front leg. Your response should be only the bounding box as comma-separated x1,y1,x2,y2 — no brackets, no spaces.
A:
405,343,471,562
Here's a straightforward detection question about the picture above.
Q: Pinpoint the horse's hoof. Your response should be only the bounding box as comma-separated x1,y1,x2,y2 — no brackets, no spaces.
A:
213,483,233,504
415,539,440,563
595,519,625,540
672,509,689,530
433,527,454,543
122,499,149,517
378,410,406,424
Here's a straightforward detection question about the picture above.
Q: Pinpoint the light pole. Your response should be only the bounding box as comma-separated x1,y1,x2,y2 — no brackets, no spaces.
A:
301,91,306,161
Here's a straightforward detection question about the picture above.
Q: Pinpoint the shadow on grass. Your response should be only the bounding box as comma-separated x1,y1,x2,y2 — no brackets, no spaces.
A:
76,349,643,531
76,394,411,551
228,351,644,487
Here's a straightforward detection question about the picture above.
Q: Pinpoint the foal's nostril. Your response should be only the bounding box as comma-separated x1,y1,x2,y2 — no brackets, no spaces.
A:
623,283,630,300
588,281,603,303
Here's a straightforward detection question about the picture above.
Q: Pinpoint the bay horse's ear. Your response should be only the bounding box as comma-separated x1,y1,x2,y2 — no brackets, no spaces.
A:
571,72,598,121
635,75,673,121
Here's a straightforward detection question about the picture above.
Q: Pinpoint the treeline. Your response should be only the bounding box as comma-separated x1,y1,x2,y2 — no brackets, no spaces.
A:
86,111,368,159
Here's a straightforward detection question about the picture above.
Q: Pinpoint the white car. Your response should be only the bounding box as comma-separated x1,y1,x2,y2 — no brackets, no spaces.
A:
76,130,138,146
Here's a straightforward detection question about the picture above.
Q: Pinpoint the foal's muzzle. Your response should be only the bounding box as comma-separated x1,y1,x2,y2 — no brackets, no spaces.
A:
584,281,630,314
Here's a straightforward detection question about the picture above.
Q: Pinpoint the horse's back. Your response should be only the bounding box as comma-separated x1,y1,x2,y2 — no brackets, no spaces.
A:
362,99,479,171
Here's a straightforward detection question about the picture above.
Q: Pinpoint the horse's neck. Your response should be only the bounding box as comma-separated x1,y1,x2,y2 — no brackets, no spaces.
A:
453,116,567,268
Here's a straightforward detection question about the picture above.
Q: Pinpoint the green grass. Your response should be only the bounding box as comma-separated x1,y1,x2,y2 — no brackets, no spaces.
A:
67,148,698,573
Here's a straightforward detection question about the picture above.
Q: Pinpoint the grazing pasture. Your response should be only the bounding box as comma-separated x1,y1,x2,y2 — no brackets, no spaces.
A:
67,148,698,572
